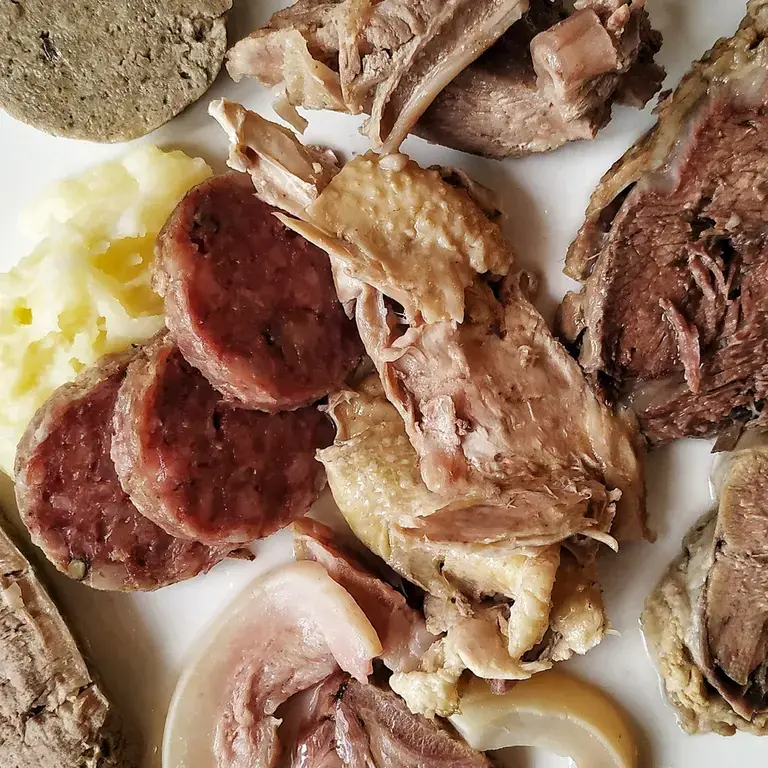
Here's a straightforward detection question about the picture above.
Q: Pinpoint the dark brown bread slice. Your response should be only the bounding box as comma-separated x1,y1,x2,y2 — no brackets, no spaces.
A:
0,0,231,141
154,172,362,412
14,350,233,591
111,335,335,545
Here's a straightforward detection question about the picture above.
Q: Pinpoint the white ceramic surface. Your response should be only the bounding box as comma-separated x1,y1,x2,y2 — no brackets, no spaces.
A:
0,1,764,766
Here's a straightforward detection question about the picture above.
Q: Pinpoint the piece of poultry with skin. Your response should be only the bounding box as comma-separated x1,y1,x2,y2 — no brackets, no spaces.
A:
318,375,607,717
227,0,530,153
292,517,436,673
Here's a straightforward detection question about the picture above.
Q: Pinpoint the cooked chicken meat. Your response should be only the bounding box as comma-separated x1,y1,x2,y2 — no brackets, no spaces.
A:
226,0,662,156
0,518,135,767
227,0,529,153
643,436,768,735
319,375,607,716
558,1,768,442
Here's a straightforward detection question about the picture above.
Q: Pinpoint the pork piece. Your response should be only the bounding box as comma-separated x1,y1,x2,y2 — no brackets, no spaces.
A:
643,436,768,735
318,375,607,717
418,0,664,157
154,172,361,413
292,518,435,673
558,1,768,443
334,680,491,767
14,352,232,591
111,335,334,545
0,519,136,767
357,277,645,547
198,562,381,768
227,0,529,154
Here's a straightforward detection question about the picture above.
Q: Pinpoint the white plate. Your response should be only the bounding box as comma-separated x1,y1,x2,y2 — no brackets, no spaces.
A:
0,2,762,766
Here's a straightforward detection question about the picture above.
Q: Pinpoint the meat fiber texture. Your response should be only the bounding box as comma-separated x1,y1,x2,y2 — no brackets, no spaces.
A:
0,517,137,766
642,438,768,735
224,0,663,157
558,0,768,443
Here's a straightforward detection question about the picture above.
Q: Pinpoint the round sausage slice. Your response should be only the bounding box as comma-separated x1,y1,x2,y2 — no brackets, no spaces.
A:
111,334,334,544
154,172,362,412
14,351,233,592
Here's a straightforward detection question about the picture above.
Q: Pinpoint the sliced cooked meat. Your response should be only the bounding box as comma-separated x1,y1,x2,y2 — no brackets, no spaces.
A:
163,562,381,768
334,680,491,767
642,435,768,735
319,375,607,718
417,0,664,157
558,2,768,442
111,335,334,545
356,278,645,547
292,518,435,673
227,0,529,154
14,351,232,592
154,172,361,412
0,518,136,766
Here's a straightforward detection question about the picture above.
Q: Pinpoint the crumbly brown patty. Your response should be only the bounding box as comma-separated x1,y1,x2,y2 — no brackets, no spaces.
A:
0,0,231,142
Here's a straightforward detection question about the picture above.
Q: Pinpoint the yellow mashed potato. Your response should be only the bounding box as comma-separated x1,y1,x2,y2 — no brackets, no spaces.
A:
0,145,212,476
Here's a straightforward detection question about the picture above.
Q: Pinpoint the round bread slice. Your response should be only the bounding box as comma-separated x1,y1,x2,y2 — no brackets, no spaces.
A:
14,350,234,591
111,334,335,544
154,172,363,412
0,0,231,142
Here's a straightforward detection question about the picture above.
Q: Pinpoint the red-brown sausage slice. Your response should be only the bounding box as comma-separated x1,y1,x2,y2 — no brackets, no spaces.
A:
154,172,362,412
14,352,233,592
111,335,334,545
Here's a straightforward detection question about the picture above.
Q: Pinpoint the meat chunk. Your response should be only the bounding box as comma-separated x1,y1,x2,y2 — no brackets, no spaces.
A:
318,375,607,717
292,518,435,673
14,351,232,592
418,0,664,157
558,2,768,442
227,0,529,153
0,519,136,766
154,172,361,413
642,437,768,735
111,335,334,545
226,0,662,157
334,680,491,767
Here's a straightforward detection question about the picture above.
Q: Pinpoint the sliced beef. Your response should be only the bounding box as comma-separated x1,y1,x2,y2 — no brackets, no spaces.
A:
14,352,232,592
0,519,136,766
111,335,334,545
642,437,768,735
154,172,362,413
292,518,435,673
417,0,663,157
334,680,491,767
558,3,768,442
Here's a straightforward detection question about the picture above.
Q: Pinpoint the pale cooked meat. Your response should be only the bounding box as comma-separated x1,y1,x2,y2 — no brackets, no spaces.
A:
334,680,491,767
292,518,435,673
356,277,646,547
642,439,768,735
0,519,135,767
558,1,768,443
318,375,607,716
227,0,528,153
279,152,513,324
213,562,381,768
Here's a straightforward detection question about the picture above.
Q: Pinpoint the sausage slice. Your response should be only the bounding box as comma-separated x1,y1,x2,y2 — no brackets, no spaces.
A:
154,172,362,412
111,335,334,544
14,352,232,591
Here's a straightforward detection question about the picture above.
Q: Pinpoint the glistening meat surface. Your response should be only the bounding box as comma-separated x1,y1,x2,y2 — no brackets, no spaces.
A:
558,2,768,442
14,351,233,592
111,335,334,545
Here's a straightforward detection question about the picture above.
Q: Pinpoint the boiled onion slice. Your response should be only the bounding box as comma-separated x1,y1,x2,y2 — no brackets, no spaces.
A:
449,671,638,768
163,561,382,768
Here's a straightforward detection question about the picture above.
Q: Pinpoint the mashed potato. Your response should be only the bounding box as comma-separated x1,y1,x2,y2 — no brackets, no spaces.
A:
0,145,212,476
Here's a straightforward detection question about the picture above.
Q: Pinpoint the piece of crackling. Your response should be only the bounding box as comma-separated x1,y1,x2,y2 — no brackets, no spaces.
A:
163,561,382,768
209,98,514,325
449,671,639,768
